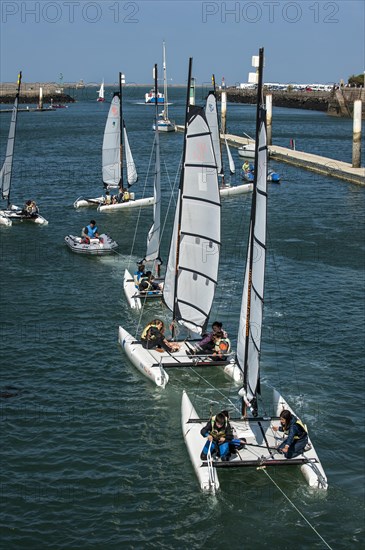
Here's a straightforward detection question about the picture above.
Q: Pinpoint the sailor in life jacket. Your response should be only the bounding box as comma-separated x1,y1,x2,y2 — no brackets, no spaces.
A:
242,160,251,173
139,271,161,293
23,200,38,217
140,319,180,352
211,330,231,361
104,191,112,205
134,263,145,288
274,409,309,459
200,411,234,461
81,220,99,243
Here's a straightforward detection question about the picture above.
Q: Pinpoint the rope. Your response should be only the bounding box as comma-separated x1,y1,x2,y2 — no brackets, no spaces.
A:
260,469,333,550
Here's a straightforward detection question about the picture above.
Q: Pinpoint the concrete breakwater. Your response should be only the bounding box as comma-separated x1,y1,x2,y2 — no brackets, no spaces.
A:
0,93,75,104
218,88,365,118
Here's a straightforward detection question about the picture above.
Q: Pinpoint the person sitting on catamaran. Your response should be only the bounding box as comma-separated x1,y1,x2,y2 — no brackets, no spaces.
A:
210,331,231,361
134,263,145,288
191,321,228,354
273,410,309,459
22,200,39,218
104,191,112,205
139,271,162,293
81,220,99,243
141,319,180,353
200,411,234,462
242,160,251,173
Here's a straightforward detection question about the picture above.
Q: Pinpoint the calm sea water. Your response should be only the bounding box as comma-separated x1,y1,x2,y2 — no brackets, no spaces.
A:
0,86,364,549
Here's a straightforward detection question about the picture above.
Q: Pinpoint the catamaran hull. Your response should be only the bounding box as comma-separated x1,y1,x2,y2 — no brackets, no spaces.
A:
182,390,220,493
64,234,118,255
98,197,154,212
273,389,328,490
219,183,253,196
123,269,163,310
118,326,169,388
73,196,105,209
0,207,48,225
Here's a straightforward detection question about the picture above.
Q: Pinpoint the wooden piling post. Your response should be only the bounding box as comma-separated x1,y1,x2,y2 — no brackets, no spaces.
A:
352,100,362,168
266,93,272,146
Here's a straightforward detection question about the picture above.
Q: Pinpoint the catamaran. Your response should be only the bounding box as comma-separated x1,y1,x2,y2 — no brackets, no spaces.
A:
74,73,153,211
153,42,175,132
124,64,164,309
0,72,48,227
204,78,253,197
182,49,328,493
97,80,105,102
119,58,234,386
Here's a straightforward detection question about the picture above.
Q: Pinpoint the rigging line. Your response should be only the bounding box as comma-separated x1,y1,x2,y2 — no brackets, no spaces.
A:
188,366,241,414
126,131,156,272
268,233,302,408
260,469,334,550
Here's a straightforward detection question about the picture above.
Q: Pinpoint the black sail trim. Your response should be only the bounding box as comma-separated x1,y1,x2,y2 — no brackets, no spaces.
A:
180,231,221,247
182,194,221,208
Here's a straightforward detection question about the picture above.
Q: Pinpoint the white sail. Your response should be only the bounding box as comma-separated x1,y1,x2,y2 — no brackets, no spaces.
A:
205,92,222,175
225,136,236,174
237,112,268,401
163,105,221,334
144,127,161,262
102,94,121,187
97,80,105,100
0,88,20,201
123,122,138,186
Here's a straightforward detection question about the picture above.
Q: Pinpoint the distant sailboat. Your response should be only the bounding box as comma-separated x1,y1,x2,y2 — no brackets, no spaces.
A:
0,72,48,226
153,42,175,132
97,80,105,102
74,73,153,211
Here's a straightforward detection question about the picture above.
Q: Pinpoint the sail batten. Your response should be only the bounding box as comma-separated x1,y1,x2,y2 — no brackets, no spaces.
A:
163,101,221,333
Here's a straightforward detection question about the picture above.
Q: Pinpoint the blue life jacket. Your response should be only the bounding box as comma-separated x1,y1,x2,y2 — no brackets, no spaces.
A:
86,224,98,237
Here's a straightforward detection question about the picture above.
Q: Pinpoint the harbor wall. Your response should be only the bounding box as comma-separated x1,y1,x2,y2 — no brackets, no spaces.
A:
217,88,365,118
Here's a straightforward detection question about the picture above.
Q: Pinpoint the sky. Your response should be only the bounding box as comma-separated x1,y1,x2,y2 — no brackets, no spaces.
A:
0,0,364,86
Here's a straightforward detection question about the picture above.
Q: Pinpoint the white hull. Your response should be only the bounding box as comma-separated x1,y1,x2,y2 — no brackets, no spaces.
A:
65,233,118,255
123,269,163,310
99,196,154,212
153,120,175,132
273,389,328,490
182,390,220,492
118,326,233,387
219,183,253,197
182,389,328,493
238,145,256,159
73,196,105,209
0,206,48,225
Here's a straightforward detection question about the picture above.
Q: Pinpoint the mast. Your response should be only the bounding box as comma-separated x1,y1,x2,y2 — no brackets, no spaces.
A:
162,41,169,121
172,57,192,328
237,47,267,416
144,63,162,274
0,71,22,207
119,72,124,189
163,58,221,336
